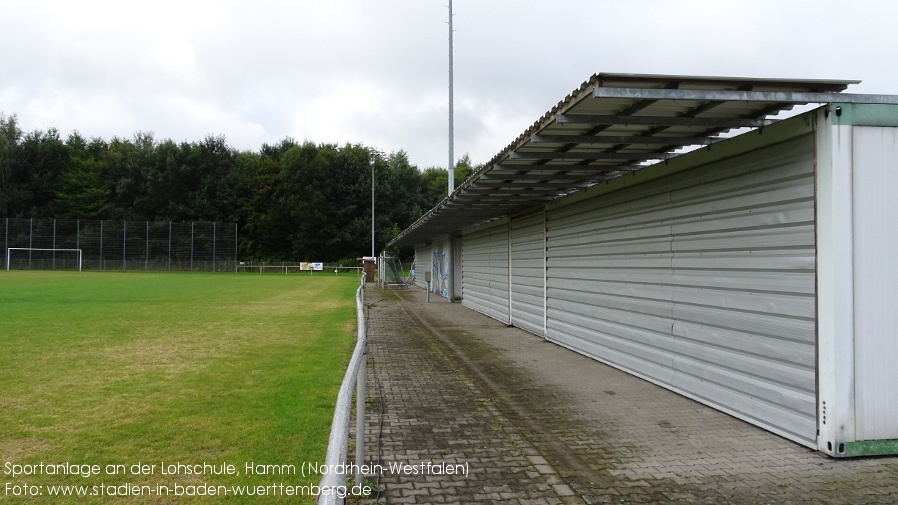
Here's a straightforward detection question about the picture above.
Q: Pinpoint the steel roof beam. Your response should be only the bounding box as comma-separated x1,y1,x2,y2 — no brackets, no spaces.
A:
530,134,719,145
460,188,589,197
482,169,623,177
493,163,642,172
447,196,553,204
507,151,673,161
465,180,596,188
556,114,772,128
478,175,616,185
592,87,898,104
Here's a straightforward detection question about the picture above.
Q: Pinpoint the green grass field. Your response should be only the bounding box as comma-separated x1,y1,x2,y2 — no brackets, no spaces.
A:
0,271,360,504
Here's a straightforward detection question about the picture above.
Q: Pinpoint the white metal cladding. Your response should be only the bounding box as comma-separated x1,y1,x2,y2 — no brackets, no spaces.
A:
851,126,898,441
462,221,510,323
510,212,546,336
413,243,430,290
545,134,818,447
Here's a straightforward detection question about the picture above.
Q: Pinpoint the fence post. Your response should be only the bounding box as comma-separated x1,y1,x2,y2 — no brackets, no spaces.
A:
53,219,56,270
100,220,104,271
191,222,194,272
123,221,127,271
28,218,32,269
213,222,216,272
168,221,172,272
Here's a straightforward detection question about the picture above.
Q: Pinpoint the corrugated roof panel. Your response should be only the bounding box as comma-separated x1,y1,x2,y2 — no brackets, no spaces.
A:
389,73,896,247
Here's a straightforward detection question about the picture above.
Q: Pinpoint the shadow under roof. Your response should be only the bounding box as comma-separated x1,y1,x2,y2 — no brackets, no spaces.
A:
390,72,896,247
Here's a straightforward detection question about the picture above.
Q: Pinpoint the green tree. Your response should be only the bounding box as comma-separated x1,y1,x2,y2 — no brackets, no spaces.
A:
17,127,69,217
104,135,140,219
0,113,23,218
418,153,477,210
55,132,109,219
0,113,486,263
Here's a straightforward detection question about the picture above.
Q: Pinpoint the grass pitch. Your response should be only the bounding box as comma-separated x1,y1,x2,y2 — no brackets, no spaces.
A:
0,271,360,504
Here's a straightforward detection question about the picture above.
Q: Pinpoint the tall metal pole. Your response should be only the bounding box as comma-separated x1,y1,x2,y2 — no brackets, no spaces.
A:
371,155,375,258
448,0,455,196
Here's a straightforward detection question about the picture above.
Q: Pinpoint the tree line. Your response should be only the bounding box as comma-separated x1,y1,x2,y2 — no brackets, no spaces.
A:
0,113,475,263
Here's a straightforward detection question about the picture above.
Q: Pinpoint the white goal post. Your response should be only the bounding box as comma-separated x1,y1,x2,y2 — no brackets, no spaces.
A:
6,248,83,271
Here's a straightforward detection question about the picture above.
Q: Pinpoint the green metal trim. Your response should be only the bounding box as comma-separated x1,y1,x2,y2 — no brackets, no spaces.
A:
831,102,898,127
837,439,898,457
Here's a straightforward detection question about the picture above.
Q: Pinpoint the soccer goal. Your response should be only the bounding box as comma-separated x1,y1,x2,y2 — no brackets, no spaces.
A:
6,248,83,271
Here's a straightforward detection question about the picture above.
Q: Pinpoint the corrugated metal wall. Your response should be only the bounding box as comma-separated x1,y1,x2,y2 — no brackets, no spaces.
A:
544,135,818,447
461,220,510,323
510,212,546,336
413,243,429,290
851,126,898,441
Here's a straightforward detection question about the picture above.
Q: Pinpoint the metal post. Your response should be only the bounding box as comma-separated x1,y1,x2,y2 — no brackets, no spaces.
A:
355,351,366,487
168,221,172,271
213,222,216,272
100,220,104,270
76,219,80,266
123,221,127,271
52,219,56,269
543,208,548,337
371,155,375,258
508,222,512,324
3,218,7,270
447,234,454,302
28,218,32,269
234,223,238,273
145,221,149,271
190,222,194,272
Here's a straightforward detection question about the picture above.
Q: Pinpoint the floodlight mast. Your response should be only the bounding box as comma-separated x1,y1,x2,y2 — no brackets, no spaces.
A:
448,0,454,196
446,1,457,303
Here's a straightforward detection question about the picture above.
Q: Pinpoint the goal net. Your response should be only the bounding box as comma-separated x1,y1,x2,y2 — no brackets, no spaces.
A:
6,248,83,271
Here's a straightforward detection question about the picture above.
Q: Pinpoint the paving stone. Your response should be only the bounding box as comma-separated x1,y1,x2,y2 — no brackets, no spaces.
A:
352,287,898,504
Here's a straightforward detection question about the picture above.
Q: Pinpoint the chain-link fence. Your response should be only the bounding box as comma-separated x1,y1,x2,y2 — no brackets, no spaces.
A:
3,218,237,272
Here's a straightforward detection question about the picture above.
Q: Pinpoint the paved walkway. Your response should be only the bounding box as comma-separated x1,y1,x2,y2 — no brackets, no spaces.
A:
356,287,898,504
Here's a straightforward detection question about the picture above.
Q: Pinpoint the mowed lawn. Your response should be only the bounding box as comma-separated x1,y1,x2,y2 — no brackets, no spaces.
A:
0,271,359,504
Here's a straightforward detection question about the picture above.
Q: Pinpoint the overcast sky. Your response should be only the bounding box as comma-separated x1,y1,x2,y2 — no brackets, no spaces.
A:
2,0,895,169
